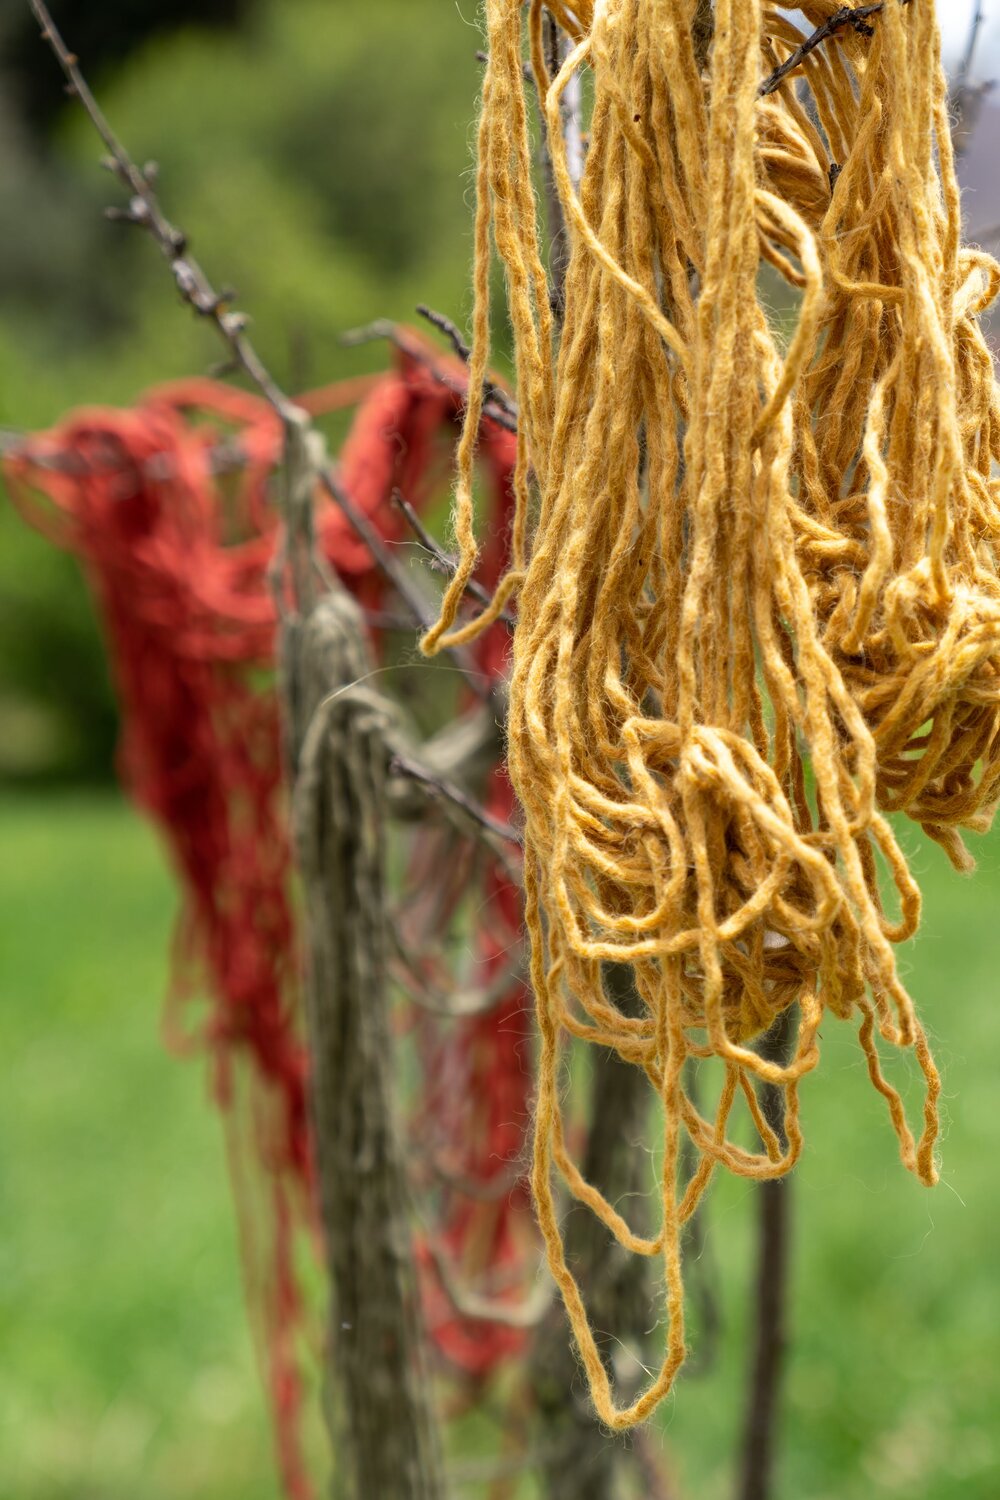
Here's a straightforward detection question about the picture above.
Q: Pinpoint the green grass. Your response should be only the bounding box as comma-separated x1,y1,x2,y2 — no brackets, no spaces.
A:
0,792,274,1499
1,791,998,1497
668,822,1000,1500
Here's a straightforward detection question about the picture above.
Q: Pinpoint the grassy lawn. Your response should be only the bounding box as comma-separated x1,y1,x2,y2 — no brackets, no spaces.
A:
1,790,998,1498
671,819,1000,1500
0,793,274,1500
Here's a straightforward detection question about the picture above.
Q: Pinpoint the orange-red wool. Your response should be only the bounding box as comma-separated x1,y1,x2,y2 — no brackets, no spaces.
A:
5,347,531,1493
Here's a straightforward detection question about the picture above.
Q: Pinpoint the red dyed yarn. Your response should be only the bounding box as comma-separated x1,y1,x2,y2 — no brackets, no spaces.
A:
4,345,532,1494
411,444,536,1379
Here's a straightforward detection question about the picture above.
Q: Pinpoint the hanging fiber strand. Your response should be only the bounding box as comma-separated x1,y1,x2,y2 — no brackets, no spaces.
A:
422,0,1000,1428
4,346,534,1492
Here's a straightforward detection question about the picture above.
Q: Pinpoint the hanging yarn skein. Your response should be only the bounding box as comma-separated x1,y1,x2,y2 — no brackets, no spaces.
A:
4,344,534,1491
421,0,1000,1428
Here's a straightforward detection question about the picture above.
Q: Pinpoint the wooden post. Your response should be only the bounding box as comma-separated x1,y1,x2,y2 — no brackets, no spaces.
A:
530,965,671,1500
737,1006,796,1500
280,420,445,1499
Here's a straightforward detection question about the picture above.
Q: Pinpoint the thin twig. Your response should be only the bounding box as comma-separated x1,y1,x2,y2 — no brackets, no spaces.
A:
416,302,473,363
392,491,517,630
956,0,986,91
415,303,519,422
3,429,517,644
342,318,518,434
759,3,912,99
27,0,508,698
951,1,993,159
317,469,434,632
24,19,512,1493
317,467,495,700
27,0,298,423
528,965,660,1500
390,749,523,849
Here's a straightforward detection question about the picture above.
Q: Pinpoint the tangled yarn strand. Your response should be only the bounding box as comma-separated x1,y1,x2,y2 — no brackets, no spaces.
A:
424,0,1000,1427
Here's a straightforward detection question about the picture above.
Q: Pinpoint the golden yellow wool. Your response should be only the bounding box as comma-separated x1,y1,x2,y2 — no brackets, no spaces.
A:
423,0,1000,1428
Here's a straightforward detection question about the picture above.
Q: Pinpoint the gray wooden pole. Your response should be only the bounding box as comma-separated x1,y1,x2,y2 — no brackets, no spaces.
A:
530,966,672,1500
280,421,446,1500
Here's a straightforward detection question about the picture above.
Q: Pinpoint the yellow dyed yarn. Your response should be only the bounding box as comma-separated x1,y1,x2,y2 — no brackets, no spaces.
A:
422,0,1000,1428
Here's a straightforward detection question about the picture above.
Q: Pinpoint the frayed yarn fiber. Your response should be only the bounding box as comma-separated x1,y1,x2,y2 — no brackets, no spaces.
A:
6,348,532,1488
422,0,1000,1427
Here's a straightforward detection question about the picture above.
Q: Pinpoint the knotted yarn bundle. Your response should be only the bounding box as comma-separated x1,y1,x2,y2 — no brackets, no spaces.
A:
422,0,1000,1427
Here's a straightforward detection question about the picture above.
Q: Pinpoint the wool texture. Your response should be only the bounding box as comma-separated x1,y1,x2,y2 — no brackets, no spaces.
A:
5,346,532,1489
422,0,1000,1428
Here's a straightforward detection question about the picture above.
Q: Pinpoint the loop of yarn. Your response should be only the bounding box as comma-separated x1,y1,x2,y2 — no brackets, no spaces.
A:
422,0,1000,1428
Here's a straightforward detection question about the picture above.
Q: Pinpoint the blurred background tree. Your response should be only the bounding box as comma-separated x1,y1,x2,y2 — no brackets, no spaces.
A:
0,0,487,782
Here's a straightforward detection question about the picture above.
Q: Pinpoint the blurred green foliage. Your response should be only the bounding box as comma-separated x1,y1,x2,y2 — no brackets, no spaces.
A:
4,0,256,134
0,792,281,1498
0,0,486,780
2,791,998,1498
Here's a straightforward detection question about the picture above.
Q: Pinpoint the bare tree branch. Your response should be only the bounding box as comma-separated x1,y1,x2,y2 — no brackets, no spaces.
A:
416,301,474,363
415,303,519,422
342,318,518,434
528,966,663,1500
951,1,994,159
27,0,298,422
957,0,987,90
760,3,912,100
316,468,497,704
390,749,523,885
22,12,531,1496
393,490,517,630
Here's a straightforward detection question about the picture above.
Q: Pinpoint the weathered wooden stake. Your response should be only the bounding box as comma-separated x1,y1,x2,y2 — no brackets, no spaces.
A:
737,1006,796,1500
530,966,671,1500
280,418,445,1499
